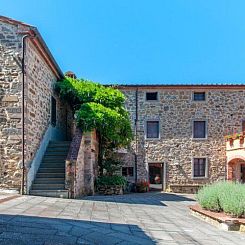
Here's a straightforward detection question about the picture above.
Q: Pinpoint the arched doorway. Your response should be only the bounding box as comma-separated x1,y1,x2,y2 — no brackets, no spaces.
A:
227,157,245,183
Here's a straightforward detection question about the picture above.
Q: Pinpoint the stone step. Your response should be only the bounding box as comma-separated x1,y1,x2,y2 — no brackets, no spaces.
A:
32,183,65,190
46,148,70,152
37,168,65,173
41,161,66,164
36,173,65,178
49,142,71,146
43,156,67,159
47,147,69,151
34,178,65,184
31,140,70,198
40,164,65,168
41,161,65,164
40,161,65,167
41,163,66,166
29,190,69,198
44,152,68,156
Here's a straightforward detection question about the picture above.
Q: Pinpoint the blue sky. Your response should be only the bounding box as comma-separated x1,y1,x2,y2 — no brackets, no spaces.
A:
1,0,245,84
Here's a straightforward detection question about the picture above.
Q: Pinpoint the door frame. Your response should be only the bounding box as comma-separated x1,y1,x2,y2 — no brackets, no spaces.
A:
148,162,164,191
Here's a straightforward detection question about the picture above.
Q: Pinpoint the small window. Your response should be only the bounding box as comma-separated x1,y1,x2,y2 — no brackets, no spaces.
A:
51,96,56,126
146,92,158,101
193,158,207,178
146,121,160,139
193,92,206,101
193,120,206,139
122,167,134,177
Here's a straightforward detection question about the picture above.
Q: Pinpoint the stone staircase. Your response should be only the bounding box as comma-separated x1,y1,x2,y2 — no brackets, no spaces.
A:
30,141,71,198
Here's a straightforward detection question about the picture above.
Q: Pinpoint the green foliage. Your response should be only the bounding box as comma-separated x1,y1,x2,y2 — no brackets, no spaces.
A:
196,182,245,217
56,77,133,148
56,76,133,177
101,158,122,176
96,175,126,187
56,77,125,110
196,182,222,212
75,102,132,147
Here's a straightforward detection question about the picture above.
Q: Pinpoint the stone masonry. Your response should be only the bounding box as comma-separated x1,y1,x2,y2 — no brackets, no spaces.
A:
0,17,68,191
118,86,245,193
66,128,99,198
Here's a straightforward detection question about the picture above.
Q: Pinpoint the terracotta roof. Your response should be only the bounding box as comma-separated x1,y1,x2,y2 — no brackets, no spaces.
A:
110,83,245,89
0,15,64,79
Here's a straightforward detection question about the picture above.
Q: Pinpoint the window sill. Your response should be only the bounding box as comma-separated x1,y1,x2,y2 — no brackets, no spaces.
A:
192,100,207,102
145,137,161,141
192,137,208,141
192,176,208,180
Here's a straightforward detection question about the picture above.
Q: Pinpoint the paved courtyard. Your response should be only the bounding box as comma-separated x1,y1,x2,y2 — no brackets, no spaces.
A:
0,192,244,245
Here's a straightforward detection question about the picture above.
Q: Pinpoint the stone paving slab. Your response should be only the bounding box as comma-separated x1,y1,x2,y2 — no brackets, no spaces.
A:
0,192,244,244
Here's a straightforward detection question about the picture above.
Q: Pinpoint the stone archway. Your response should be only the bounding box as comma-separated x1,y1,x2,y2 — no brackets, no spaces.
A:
227,157,245,183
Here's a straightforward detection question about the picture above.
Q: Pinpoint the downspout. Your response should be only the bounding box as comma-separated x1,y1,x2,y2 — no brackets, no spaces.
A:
20,32,36,195
134,88,138,183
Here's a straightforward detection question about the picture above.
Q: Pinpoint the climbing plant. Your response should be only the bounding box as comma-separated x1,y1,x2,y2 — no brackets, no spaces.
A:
56,77,133,174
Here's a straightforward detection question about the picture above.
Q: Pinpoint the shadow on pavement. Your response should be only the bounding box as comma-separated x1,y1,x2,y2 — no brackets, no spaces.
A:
0,213,156,245
82,192,195,206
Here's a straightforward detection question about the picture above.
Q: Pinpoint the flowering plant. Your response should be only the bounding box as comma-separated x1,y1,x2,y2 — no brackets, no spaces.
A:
136,180,149,192
225,132,244,141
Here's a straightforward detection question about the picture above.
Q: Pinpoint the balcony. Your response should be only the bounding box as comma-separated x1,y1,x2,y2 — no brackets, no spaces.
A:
226,133,245,183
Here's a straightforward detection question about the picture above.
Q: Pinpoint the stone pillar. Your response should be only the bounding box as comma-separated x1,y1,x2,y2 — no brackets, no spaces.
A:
82,131,98,196
65,128,98,198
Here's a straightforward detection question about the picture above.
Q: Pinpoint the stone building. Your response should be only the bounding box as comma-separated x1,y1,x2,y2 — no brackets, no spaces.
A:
117,85,245,193
0,16,98,198
0,15,71,194
1,15,245,197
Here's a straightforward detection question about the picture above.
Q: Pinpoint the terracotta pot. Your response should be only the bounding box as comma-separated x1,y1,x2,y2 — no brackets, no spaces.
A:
239,136,244,144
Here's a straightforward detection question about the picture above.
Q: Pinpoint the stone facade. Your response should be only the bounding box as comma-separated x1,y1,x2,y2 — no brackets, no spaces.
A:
0,20,23,190
118,86,245,193
66,128,99,198
0,17,69,192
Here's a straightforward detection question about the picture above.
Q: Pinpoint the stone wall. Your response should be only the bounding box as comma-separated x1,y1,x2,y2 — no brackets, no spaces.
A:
66,129,99,198
0,21,23,190
24,40,68,164
0,20,68,191
119,87,245,192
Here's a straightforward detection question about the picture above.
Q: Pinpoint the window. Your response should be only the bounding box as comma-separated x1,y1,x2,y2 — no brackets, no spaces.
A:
122,167,134,177
51,96,56,126
193,92,206,101
146,121,160,139
193,158,207,178
193,120,206,139
146,92,158,101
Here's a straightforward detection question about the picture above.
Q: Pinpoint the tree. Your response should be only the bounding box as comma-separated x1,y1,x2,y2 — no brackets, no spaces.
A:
56,77,132,174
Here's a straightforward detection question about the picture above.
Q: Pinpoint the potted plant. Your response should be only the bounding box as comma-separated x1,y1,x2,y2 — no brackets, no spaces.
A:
136,180,149,193
239,134,244,144
96,175,126,195
225,135,234,145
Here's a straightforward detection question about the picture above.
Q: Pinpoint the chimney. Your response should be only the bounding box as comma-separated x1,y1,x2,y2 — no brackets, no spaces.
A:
65,71,77,79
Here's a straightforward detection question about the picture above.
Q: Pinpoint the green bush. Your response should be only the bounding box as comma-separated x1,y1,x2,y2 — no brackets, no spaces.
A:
196,181,245,217
96,175,126,187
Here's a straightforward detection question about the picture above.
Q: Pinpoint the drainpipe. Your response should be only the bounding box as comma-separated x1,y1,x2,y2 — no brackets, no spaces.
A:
134,88,138,183
20,32,35,195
